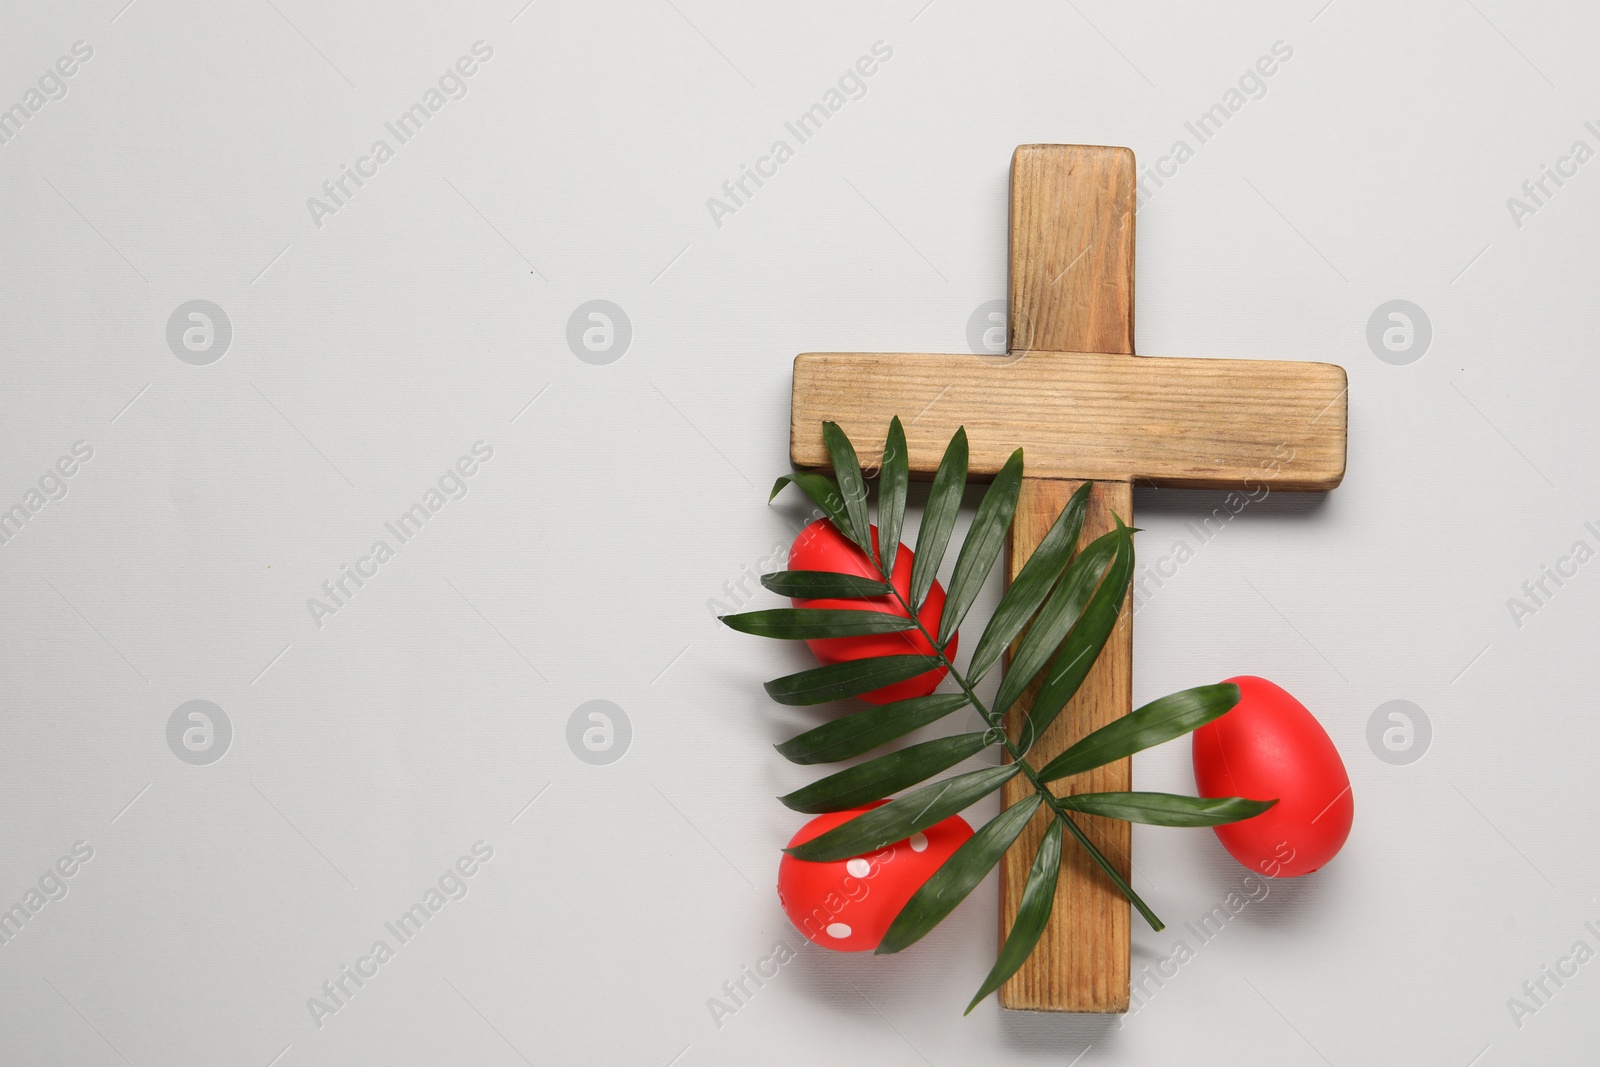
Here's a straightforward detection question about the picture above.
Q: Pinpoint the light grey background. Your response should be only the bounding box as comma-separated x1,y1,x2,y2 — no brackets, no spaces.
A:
1,1,1595,1064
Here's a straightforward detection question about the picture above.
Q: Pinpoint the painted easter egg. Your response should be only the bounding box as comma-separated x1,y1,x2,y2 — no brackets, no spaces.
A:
1192,675,1353,877
777,804,973,951
787,519,954,704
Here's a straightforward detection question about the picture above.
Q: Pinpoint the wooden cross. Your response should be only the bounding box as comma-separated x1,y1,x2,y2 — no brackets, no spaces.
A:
788,144,1347,1012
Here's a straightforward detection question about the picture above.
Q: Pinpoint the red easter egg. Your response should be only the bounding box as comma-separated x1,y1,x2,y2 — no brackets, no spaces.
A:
777,804,973,951
1192,675,1353,877
787,519,954,704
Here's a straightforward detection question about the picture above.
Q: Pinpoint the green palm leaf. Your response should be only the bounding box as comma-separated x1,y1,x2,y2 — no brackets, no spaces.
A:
876,417,910,578
991,531,1119,718
822,421,874,560
1037,683,1242,783
744,420,1252,960
1056,791,1277,827
909,428,968,613
760,571,892,599
778,732,994,813
967,480,1092,683
770,471,851,534
965,820,1062,1013
764,655,937,706
775,693,970,765
783,764,1020,862
876,794,1043,954
1024,518,1134,742
721,608,915,640
937,449,1024,646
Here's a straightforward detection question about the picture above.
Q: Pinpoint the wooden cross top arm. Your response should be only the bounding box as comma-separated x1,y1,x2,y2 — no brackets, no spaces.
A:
790,349,1347,491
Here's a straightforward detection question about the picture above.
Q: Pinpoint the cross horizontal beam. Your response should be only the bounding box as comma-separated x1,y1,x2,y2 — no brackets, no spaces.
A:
790,349,1346,490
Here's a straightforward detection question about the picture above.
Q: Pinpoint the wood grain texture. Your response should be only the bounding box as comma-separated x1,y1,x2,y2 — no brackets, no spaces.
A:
1001,144,1135,1014
1009,144,1135,355
1000,478,1133,1012
790,350,1347,490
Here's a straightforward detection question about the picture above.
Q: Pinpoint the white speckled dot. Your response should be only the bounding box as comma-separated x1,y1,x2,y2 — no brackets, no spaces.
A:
846,859,870,878
910,832,928,852
825,922,852,939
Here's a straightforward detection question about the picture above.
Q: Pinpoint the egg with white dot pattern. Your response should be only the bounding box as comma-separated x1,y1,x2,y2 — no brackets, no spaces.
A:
777,803,975,952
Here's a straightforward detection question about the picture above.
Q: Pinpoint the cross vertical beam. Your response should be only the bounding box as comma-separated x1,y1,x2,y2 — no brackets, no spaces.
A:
999,145,1136,1013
